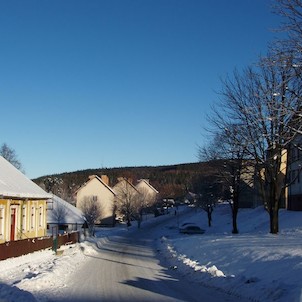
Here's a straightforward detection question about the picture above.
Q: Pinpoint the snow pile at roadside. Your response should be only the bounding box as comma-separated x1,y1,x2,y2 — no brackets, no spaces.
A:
160,204,302,302
0,225,129,302
0,242,94,302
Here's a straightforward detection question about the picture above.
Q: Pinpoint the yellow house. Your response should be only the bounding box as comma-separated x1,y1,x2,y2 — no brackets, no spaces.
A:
0,156,51,244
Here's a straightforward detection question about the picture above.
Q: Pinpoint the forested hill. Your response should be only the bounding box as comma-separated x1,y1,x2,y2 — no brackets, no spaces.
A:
33,162,219,202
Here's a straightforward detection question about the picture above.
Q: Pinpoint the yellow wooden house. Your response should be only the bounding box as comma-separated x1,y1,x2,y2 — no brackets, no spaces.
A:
0,156,52,244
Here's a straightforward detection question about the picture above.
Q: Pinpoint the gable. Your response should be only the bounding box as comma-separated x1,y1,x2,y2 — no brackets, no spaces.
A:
136,179,159,194
113,179,139,195
76,175,116,197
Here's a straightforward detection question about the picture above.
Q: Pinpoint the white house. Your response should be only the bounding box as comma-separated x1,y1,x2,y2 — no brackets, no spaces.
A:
135,179,159,207
47,194,85,234
75,175,116,226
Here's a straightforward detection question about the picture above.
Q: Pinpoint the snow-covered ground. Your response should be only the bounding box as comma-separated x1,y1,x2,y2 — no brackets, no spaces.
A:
1,204,302,302
160,205,302,302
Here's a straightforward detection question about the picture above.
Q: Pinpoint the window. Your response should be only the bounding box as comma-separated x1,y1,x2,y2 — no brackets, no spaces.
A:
22,205,27,231
30,206,35,229
38,206,43,227
0,206,4,238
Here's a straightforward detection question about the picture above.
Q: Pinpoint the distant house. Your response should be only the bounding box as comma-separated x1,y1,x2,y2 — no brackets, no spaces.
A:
286,136,302,210
238,164,262,208
75,175,116,226
135,179,159,207
0,156,52,244
113,177,140,223
113,177,139,201
47,194,85,234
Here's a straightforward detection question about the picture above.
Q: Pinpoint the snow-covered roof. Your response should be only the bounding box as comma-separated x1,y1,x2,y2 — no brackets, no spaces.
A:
0,156,52,199
47,195,85,225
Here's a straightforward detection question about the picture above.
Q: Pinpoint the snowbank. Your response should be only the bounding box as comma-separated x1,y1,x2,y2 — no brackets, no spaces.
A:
159,204,302,302
0,204,301,302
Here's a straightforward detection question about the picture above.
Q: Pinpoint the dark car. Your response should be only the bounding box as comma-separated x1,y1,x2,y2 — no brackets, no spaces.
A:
179,225,205,234
180,222,196,227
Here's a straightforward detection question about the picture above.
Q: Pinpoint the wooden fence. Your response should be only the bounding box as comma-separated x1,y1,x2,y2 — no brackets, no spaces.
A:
0,231,79,261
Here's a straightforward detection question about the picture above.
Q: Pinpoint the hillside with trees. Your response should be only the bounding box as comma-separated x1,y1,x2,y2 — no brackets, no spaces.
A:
33,162,222,204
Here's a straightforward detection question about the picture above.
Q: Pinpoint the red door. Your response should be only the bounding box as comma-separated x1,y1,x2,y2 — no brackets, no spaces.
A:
10,208,16,241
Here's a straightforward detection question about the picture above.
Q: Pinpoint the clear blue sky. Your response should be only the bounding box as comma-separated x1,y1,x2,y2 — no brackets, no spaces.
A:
0,0,282,179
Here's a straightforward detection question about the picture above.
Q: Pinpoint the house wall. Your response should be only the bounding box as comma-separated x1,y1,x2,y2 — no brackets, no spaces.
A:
287,137,302,210
113,179,139,219
0,198,47,244
114,179,138,201
76,178,115,225
136,181,158,206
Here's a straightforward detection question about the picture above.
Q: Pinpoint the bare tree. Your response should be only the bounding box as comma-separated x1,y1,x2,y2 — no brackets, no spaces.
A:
273,0,302,54
80,197,102,236
0,143,23,171
52,200,69,225
114,179,140,227
195,193,215,227
42,177,63,195
138,187,157,209
209,53,302,234
200,129,252,234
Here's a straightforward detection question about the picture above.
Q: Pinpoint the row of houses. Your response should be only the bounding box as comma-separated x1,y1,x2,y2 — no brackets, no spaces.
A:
3,141,302,255
0,155,160,247
74,174,159,226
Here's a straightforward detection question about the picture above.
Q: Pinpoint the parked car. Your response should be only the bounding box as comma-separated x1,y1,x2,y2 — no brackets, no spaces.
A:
179,225,205,234
180,222,197,228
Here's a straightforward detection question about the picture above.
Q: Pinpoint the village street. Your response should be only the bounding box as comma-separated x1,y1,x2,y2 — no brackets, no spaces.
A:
2,204,301,302
36,212,241,302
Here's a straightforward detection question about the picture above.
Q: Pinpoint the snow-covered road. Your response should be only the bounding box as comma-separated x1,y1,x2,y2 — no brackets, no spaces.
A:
33,212,241,302
2,204,302,302
50,235,202,302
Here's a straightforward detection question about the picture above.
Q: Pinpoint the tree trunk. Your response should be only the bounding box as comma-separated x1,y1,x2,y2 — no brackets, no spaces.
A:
269,204,279,234
231,191,239,234
127,215,131,227
207,210,212,227
232,208,239,234
137,219,141,228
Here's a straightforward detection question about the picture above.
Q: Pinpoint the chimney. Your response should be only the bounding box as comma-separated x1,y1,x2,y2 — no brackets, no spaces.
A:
101,175,109,186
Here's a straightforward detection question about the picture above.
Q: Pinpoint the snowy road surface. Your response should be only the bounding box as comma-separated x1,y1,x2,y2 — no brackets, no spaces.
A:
37,214,241,302
2,205,302,302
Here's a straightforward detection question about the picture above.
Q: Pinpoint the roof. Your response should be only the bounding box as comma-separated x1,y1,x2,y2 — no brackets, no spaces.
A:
0,156,52,199
137,179,159,194
75,175,116,196
113,177,140,194
47,195,85,225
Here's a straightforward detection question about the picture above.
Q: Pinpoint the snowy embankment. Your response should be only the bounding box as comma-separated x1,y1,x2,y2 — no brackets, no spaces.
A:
0,205,302,302
160,204,302,302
